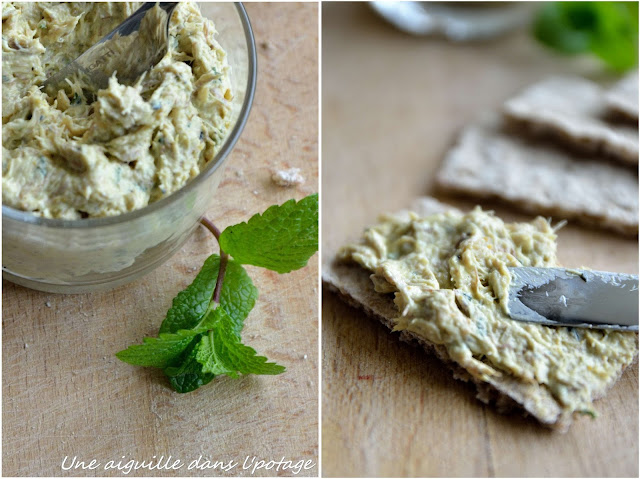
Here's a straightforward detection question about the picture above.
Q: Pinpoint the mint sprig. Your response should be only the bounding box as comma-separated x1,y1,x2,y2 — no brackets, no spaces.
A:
533,2,638,72
116,194,318,393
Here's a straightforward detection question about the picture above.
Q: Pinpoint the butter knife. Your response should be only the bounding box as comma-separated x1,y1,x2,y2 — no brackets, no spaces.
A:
507,267,638,331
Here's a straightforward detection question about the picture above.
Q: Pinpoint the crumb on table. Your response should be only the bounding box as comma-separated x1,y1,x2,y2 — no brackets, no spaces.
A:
271,167,305,187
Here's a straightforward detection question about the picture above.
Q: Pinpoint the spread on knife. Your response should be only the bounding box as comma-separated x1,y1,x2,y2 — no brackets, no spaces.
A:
339,207,637,417
2,2,232,219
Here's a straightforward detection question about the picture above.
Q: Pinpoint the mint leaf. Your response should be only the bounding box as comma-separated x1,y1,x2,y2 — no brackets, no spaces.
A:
195,307,286,377
159,255,219,334
219,193,318,274
218,260,259,334
164,341,215,394
160,255,258,335
534,2,638,71
116,329,201,368
590,3,638,71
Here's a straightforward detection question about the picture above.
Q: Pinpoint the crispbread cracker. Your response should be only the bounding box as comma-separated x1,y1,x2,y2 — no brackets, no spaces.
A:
503,76,638,165
435,114,638,236
605,70,639,122
323,197,633,431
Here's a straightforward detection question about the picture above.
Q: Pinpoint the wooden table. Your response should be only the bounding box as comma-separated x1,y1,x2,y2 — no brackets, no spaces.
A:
2,3,318,476
322,4,638,477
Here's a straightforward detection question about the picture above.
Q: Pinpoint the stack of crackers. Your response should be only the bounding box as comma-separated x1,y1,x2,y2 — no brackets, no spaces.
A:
436,72,639,236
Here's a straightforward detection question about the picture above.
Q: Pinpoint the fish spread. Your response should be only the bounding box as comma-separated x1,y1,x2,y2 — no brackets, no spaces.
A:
2,2,232,219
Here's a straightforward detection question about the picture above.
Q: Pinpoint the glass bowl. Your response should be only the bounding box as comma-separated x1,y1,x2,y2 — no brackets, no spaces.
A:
2,2,257,294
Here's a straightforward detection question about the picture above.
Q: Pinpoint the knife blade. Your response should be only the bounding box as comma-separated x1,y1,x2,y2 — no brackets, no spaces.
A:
507,267,638,331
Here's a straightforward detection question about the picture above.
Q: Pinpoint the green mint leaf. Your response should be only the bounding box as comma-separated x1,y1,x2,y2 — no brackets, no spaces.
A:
116,329,201,368
195,307,286,377
219,193,318,274
160,255,258,335
164,340,216,393
534,3,592,54
534,2,638,71
218,260,259,334
589,3,638,71
158,255,219,334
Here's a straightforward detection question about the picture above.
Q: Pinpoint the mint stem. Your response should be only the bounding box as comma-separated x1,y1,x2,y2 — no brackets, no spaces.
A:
200,217,228,305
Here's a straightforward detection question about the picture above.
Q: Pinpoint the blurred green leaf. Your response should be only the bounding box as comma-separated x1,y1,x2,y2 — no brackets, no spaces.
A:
533,2,638,71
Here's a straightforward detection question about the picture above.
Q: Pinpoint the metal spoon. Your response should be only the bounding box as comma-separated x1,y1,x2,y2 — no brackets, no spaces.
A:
42,2,178,97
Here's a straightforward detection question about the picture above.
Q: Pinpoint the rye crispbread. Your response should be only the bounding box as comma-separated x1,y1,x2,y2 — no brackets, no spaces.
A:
503,76,638,165
323,197,634,431
605,70,639,122
435,113,638,236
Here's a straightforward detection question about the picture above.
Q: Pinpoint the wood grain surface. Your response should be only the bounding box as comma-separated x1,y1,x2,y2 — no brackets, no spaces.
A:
2,3,318,476
321,3,638,477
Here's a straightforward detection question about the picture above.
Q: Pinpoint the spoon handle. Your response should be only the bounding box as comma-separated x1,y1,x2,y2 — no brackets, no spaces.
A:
43,2,179,98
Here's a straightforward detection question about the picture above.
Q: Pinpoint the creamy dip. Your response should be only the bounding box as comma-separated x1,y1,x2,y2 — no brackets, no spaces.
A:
2,2,232,219
340,207,637,415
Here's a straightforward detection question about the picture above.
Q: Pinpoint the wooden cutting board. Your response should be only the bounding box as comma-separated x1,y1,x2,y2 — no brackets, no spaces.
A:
2,3,318,476
322,3,638,477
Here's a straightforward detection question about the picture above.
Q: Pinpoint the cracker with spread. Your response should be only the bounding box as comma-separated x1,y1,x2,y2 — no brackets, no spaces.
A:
323,197,638,431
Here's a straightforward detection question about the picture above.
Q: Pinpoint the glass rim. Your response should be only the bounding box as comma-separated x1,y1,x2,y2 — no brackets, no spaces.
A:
2,2,257,230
